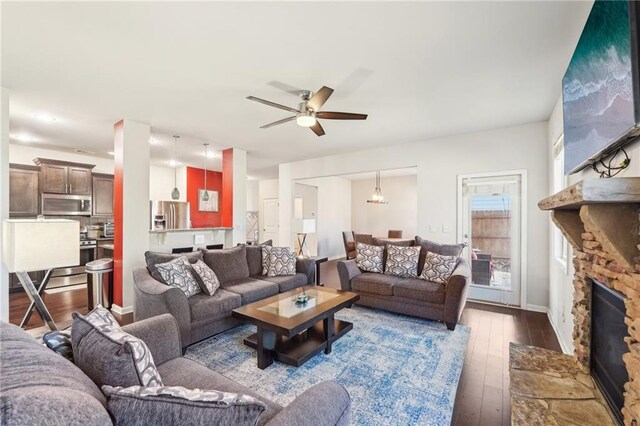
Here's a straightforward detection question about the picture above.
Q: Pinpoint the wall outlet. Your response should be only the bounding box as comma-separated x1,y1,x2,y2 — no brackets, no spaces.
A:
194,234,205,244
442,225,450,233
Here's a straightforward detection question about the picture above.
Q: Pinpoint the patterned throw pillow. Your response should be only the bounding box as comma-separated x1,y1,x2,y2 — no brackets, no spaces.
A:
43,330,74,362
267,247,297,277
191,260,220,296
102,385,266,426
384,245,421,278
156,256,201,298
72,305,163,388
419,251,459,284
261,245,273,276
355,243,384,273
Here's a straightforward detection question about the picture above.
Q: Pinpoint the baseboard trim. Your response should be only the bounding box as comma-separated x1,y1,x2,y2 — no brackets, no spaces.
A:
328,255,345,261
525,304,549,313
547,311,573,355
111,304,133,315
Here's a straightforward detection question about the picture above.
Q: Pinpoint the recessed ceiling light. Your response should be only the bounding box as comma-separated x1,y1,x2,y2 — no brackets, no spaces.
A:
167,160,181,167
107,151,115,156
10,134,36,142
149,137,157,145
32,114,57,123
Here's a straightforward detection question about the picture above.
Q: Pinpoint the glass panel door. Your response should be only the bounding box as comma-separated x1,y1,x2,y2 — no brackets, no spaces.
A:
459,173,522,306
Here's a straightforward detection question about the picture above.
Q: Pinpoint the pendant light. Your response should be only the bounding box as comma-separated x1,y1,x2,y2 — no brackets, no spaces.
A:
367,171,388,204
201,143,210,202
171,135,180,200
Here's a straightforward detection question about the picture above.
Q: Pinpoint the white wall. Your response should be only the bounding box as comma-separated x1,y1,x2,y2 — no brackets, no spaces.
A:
351,175,417,238
149,165,186,202
279,121,549,308
297,176,352,259
246,180,259,212
9,144,114,173
258,178,279,244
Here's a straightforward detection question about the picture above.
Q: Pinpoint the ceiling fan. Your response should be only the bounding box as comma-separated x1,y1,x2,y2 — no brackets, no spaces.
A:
246,86,367,137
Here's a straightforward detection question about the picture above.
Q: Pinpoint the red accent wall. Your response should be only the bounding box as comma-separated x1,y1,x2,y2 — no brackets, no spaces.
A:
113,120,124,307
186,166,223,228
221,149,233,227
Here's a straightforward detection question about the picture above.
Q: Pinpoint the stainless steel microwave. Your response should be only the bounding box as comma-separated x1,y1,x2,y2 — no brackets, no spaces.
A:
42,193,92,216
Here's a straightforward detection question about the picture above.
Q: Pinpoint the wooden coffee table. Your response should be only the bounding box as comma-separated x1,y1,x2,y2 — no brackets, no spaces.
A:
232,286,359,369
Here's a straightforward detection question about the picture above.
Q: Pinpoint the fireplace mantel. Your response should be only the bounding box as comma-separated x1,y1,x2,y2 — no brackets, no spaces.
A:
538,178,640,273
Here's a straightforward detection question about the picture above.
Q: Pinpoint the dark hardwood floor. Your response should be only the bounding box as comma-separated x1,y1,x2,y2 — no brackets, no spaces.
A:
9,258,561,425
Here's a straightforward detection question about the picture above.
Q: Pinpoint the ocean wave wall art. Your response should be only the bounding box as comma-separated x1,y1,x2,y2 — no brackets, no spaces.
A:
562,0,635,174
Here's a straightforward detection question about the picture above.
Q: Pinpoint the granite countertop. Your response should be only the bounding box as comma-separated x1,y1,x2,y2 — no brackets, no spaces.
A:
96,237,114,241
149,227,233,234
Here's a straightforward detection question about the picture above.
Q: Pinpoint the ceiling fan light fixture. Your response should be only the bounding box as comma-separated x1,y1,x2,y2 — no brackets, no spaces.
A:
296,111,316,127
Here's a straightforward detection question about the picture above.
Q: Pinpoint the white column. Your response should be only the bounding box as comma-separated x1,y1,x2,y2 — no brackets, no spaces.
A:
0,88,9,322
232,149,247,245
114,120,150,313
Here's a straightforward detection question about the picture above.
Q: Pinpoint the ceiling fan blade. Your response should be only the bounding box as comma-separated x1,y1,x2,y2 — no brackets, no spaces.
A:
246,96,299,113
310,121,325,137
316,111,368,120
267,80,302,95
307,86,334,111
260,116,296,129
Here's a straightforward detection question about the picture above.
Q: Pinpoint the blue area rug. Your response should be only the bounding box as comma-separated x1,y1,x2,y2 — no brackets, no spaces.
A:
186,306,470,426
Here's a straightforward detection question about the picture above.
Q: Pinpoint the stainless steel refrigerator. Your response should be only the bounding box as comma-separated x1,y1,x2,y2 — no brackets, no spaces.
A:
150,201,191,230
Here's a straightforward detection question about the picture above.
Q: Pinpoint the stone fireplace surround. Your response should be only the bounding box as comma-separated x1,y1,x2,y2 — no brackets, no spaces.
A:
517,177,640,425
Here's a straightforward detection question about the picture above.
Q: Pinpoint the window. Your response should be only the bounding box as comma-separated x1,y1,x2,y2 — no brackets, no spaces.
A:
553,136,568,269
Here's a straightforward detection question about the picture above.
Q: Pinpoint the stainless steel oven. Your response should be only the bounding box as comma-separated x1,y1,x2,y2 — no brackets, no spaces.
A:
47,238,97,289
42,193,92,216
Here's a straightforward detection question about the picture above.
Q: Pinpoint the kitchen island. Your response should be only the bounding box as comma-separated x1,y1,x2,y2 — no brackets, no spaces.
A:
149,227,233,253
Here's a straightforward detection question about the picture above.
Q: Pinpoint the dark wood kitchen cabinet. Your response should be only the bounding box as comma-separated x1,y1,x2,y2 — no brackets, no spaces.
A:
35,158,94,195
9,164,40,217
92,173,114,216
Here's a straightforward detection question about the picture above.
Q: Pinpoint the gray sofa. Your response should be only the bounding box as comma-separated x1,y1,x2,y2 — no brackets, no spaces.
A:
337,245,470,330
0,314,351,425
133,244,315,350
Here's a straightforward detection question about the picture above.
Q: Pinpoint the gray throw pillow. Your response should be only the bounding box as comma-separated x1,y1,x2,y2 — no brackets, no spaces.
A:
384,245,421,278
355,243,384,273
266,247,296,277
156,256,201,298
199,245,250,284
145,251,203,283
419,251,459,284
415,236,464,275
43,330,74,362
72,306,163,388
102,385,266,426
191,259,220,296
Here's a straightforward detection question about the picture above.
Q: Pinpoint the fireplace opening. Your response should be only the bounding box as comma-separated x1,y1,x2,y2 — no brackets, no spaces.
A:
591,279,630,424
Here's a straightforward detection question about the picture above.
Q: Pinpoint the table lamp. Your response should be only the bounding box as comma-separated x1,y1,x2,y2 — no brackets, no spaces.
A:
297,219,316,257
3,219,79,330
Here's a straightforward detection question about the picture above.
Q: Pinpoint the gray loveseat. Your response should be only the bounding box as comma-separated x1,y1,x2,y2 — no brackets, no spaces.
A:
0,314,351,425
133,244,315,350
337,239,470,330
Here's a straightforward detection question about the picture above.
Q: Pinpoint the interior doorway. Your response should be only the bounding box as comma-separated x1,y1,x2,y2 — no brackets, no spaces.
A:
457,171,527,307
261,198,279,244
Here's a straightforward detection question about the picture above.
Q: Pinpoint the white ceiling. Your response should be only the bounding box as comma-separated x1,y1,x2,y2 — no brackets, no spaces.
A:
2,1,592,177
